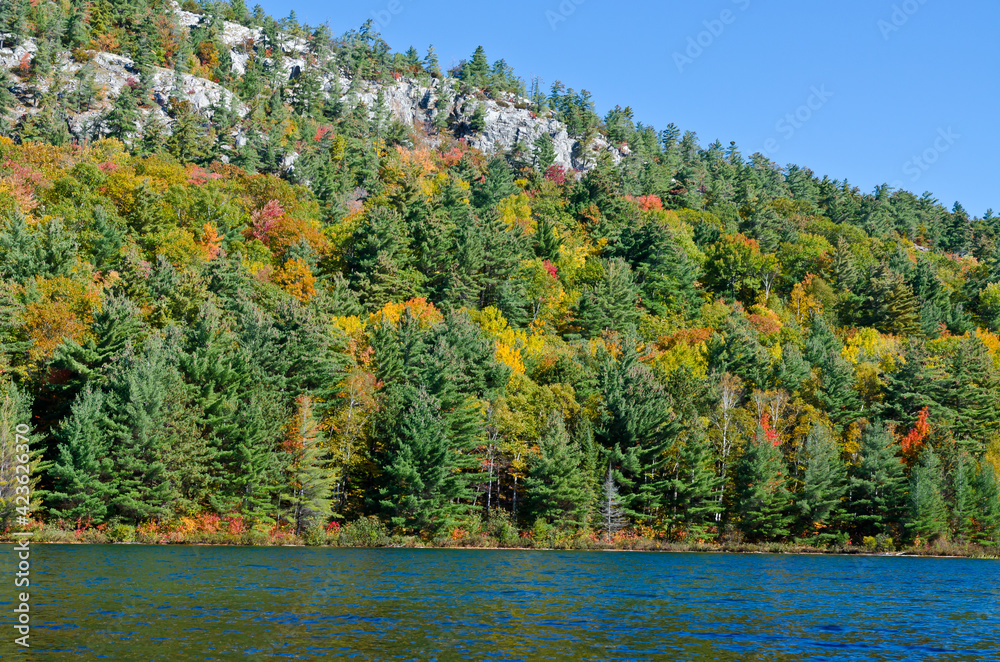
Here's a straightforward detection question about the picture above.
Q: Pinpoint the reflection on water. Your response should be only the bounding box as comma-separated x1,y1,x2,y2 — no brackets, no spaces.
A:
0,545,998,660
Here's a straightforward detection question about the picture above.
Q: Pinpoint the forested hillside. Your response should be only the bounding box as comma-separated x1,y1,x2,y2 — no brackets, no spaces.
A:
1,0,999,550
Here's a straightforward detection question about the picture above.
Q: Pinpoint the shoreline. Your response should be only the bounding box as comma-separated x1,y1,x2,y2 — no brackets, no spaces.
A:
3,535,997,560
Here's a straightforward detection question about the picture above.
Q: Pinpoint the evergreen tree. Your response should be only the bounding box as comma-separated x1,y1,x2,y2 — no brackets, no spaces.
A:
378,386,471,535
461,46,490,89
0,208,42,284
524,413,591,529
598,466,627,541
598,342,673,522
906,444,949,543
847,421,905,539
533,133,557,172
47,386,114,522
424,45,441,77
576,258,641,338
796,423,847,544
102,340,184,522
468,104,487,134
666,426,723,541
972,463,1000,547
804,311,860,427
733,427,793,541
283,395,332,535
104,84,140,144
949,453,977,541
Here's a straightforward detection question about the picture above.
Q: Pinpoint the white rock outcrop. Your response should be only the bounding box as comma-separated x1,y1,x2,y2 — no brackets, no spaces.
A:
0,4,621,172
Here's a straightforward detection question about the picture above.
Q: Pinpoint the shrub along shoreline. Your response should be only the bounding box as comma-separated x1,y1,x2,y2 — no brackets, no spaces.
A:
5,518,997,559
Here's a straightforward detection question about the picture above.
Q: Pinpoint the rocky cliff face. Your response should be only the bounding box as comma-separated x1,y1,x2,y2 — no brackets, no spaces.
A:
0,3,620,172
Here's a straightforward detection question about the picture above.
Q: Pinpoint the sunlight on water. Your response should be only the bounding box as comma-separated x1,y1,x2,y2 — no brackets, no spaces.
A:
0,545,998,660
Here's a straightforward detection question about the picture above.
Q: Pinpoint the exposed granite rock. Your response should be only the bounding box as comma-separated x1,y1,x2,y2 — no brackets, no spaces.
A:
1,3,621,172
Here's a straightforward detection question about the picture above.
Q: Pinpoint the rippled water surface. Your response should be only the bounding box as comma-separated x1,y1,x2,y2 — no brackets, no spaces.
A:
1,544,998,660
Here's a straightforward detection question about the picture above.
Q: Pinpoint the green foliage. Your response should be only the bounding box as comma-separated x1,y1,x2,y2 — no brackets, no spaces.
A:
524,413,591,529
0,4,998,550
848,422,905,539
733,428,793,541
796,423,846,544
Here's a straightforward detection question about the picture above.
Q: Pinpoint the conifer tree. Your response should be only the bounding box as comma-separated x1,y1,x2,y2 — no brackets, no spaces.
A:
524,413,591,529
847,421,905,539
972,464,1000,547
378,386,470,535
598,466,626,541
0,384,38,528
576,258,641,338
804,311,859,427
102,340,181,522
949,453,977,541
906,444,949,543
533,133,557,172
461,46,490,89
733,426,793,541
829,237,858,290
796,423,847,543
667,427,723,540
0,208,42,284
598,341,673,521
0,68,15,127
424,45,441,77
47,386,113,522
283,395,332,536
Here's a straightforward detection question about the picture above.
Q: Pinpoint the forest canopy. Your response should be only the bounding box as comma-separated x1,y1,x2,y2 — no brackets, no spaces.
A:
1,0,999,550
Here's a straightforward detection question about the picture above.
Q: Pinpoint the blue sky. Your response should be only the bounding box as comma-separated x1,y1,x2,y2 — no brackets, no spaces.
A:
257,0,998,217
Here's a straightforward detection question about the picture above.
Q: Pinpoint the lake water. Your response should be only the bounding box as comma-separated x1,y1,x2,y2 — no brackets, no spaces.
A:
0,545,998,660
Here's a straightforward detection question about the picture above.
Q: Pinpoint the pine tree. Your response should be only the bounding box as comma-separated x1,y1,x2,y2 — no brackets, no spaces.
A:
167,100,210,163
847,421,905,539
608,220,701,316
906,444,949,543
346,205,423,311
949,453,977,541
598,341,673,522
576,258,641,338
424,45,441,77
524,413,591,529
468,104,486,135
733,426,793,541
0,68,16,126
598,466,626,541
461,46,490,89
796,423,847,544
283,395,332,536
0,384,38,529
102,340,180,522
972,463,1000,547
829,237,858,290
378,386,469,535
225,388,286,524
804,311,860,427
533,133,557,172
47,386,113,522
0,208,42,284
666,427,723,541
49,292,142,401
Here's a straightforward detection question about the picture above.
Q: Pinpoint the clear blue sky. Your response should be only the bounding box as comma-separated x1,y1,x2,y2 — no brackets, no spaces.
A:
258,0,999,217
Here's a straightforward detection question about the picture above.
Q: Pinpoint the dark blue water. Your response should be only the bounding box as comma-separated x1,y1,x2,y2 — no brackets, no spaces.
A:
0,545,997,660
